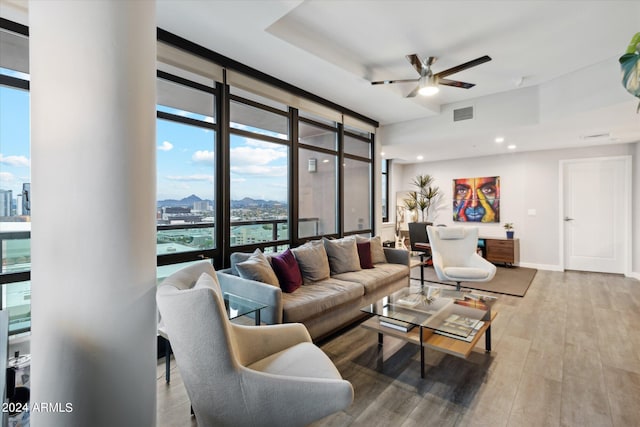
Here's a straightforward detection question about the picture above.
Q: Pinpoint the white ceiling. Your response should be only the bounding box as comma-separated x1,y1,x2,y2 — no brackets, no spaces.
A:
3,0,639,163
157,0,640,163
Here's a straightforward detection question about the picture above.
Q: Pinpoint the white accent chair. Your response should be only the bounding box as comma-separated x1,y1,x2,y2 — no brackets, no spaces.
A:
157,265,353,427
426,226,496,291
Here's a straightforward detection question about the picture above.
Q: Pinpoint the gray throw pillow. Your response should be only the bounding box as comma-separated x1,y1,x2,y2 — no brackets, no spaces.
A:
323,237,361,274
356,235,387,264
291,240,331,282
235,249,280,287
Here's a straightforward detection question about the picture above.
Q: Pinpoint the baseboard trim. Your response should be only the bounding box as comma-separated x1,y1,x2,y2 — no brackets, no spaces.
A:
518,262,563,272
627,271,640,281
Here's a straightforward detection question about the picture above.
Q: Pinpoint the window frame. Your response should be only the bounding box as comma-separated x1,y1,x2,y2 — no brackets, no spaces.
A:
155,69,222,267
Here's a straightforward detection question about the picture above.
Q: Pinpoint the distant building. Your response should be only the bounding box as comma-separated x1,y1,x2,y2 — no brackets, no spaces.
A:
193,201,211,211
0,189,12,216
161,206,202,224
22,183,30,215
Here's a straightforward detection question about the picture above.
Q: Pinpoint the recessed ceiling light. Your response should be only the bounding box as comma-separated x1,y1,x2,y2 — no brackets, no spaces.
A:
495,136,504,143
381,152,386,156
322,159,329,163
507,144,516,150
417,155,424,160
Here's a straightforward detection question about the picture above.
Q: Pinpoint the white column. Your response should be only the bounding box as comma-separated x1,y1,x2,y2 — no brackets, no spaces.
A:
29,1,157,426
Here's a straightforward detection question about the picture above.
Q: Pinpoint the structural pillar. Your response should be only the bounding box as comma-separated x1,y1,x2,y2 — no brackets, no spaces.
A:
29,1,157,426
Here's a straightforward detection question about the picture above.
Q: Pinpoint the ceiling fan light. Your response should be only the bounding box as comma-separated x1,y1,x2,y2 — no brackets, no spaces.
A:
418,85,439,96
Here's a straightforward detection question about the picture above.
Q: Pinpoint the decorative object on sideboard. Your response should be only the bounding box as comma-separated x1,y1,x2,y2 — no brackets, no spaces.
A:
503,222,514,239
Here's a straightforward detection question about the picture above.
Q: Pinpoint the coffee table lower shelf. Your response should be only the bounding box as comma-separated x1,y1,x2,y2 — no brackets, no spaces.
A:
361,310,498,378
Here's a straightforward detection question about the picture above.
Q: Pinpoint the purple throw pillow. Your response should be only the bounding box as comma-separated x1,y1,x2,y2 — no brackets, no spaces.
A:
357,241,374,269
271,249,303,293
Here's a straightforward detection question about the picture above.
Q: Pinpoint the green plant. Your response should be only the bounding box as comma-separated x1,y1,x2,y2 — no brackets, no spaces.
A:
503,223,514,230
403,174,441,221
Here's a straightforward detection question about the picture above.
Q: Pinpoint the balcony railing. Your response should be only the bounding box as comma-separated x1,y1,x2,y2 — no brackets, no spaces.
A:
0,217,321,334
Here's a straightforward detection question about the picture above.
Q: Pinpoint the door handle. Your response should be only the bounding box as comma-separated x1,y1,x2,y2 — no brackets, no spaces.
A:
564,217,574,222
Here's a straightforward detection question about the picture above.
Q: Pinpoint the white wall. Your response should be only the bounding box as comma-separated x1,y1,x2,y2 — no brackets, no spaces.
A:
394,143,638,274
634,142,640,278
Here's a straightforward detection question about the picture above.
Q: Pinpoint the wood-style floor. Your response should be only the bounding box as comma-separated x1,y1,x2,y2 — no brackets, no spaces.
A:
157,268,640,427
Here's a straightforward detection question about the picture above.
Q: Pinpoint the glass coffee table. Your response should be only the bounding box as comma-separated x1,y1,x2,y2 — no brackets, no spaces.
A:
361,285,498,378
225,292,268,325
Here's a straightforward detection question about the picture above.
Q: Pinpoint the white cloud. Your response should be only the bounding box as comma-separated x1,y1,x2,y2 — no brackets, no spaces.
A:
230,146,286,166
166,174,214,183
0,172,16,182
157,141,173,151
192,150,215,164
0,154,30,167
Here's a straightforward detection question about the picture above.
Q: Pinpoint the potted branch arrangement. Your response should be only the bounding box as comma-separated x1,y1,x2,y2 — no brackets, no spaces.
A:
404,174,441,222
504,223,515,239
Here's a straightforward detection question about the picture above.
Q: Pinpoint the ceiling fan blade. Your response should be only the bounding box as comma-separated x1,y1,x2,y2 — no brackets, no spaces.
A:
405,54,424,75
438,78,475,89
434,55,492,79
425,56,437,67
405,85,420,98
371,78,420,86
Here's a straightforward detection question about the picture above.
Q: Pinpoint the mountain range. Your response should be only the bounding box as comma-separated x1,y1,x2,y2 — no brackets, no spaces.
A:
157,194,286,208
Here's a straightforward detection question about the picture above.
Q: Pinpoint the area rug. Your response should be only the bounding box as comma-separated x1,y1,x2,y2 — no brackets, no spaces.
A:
411,265,537,297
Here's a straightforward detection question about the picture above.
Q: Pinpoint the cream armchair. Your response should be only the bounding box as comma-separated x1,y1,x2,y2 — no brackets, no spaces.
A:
157,268,353,427
426,226,496,291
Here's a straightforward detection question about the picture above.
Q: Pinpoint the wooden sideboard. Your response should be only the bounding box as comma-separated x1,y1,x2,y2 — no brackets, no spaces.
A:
482,237,519,266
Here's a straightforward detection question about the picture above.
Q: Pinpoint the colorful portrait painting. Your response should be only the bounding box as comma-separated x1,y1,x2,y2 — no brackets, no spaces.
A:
453,176,500,222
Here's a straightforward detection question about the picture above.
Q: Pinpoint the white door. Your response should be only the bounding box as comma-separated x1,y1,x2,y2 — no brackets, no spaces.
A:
562,157,629,274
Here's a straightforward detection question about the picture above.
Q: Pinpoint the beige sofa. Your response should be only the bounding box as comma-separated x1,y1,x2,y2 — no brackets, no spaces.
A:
220,237,410,340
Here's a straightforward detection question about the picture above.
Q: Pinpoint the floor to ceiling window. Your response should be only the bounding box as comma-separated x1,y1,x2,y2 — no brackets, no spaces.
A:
343,125,373,235
0,24,31,335
297,113,338,238
0,21,378,334
229,88,290,251
156,65,219,266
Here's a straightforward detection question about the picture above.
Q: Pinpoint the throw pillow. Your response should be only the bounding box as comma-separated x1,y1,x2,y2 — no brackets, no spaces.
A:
291,240,330,282
356,241,374,269
323,237,361,274
236,249,280,287
271,249,303,293
356,235,387,264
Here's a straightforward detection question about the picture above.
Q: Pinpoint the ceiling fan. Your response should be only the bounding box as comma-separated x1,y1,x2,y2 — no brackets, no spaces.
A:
371,54,492,97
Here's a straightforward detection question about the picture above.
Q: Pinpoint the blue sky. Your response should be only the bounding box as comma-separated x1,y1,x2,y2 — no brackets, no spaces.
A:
0,85,30,199
155,115,289,203
1,72,289,206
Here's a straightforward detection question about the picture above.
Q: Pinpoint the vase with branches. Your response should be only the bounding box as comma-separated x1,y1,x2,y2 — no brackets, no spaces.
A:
404,174,441,222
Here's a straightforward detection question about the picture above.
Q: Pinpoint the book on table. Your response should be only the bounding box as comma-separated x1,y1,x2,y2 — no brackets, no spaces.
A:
436,313,481,337
435,320,484,342
379,316,416,332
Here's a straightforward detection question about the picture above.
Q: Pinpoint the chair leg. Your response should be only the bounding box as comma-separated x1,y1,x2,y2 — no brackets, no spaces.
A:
165,338,171,383
456,281,461,291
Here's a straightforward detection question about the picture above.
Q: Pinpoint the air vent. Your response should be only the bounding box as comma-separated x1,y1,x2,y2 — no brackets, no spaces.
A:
453,106,473,122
